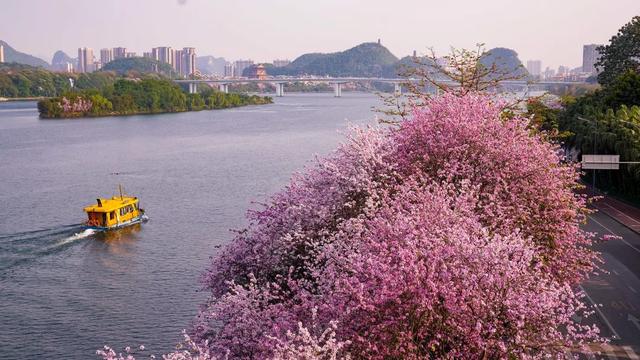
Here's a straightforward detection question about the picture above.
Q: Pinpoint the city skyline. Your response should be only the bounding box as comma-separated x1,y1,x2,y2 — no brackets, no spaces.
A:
0,0,638,69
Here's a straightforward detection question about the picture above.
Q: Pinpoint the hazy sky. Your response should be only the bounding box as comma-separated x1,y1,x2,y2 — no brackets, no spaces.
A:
1,0,638,69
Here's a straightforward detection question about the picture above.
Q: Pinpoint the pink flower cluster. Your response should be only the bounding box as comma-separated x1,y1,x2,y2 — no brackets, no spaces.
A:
189,94,601,358
99,94,601,359
61,96,92,113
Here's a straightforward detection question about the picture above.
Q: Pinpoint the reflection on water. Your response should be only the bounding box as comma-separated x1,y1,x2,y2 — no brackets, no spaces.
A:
0,94,380,358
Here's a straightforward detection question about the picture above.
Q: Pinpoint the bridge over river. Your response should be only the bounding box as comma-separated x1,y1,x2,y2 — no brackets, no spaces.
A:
174,77,587,97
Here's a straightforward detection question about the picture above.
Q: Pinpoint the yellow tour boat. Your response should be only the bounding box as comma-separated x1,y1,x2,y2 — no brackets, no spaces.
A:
83,186,147,230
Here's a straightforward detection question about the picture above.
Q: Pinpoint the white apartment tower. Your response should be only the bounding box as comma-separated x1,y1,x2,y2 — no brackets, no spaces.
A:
583,44,603,74
77,47,94,73
100,48,113,65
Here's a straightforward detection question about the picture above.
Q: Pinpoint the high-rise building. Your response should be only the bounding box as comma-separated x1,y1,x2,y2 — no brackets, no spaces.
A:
583,44,603,74
100,48,113,65
113,47,127,59
234,60,254,78
273,59,291,67
182,47,196,77
0,45,4,63
173,49,184,74
526,60,542,78
143,52,152,58
224,62,235,77
77,47,94,73
125,52,137,58
152,47,174,67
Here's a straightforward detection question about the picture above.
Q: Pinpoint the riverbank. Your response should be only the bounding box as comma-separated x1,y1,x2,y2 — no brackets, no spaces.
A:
0,96,46,102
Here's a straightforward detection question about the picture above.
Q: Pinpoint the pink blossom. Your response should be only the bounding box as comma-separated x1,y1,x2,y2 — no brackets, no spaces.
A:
190,94,601,358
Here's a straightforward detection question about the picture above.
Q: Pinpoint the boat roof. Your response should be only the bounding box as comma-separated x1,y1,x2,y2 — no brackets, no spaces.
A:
84,196,138,213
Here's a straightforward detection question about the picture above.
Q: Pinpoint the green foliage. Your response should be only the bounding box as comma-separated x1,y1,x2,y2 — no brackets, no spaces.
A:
596,16,640,85
187,93,206,111
37,98,62,118
269,42,399,77
526,99,571,140
553,70,640,199
37,78,272,118
87,94,113,115
0,63,116,98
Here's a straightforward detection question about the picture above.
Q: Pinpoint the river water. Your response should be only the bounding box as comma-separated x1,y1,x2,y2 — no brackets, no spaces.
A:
0,94,381,359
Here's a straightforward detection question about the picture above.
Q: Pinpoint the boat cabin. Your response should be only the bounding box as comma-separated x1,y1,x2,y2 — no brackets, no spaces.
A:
84,196,141,229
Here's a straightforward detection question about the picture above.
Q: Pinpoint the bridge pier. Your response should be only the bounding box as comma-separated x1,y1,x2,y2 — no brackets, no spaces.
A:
332,83,343,97
188,82,197,94
394,82,401,96
275,83,285,97
218,83,229,94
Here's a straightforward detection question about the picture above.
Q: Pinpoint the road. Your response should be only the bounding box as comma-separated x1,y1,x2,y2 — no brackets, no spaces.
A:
580,209,640,358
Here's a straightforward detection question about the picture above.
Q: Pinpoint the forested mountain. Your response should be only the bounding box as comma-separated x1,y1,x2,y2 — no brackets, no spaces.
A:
269,42,399,77
101,57,176,77
267,43,527,80
0,40,49,68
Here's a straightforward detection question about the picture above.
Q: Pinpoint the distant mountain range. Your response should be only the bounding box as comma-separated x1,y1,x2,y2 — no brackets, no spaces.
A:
269,42,528,79
0,40,528,80
269,42,399,77
0,40,49,68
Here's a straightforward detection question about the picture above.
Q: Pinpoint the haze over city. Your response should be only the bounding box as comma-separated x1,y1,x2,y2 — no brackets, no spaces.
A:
1,0,638,69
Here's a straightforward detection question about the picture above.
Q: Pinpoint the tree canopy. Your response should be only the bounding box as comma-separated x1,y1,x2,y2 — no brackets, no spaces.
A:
596,16,640,85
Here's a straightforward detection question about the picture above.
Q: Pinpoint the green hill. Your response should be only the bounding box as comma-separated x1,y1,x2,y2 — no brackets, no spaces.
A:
266,43,526,81
270,42,399,77
480,47,529,80
101,57,176,77
0,40,49,68
0,63,116,98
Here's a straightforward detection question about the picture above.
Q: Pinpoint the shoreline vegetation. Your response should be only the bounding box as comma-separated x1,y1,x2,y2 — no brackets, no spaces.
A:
37,78,272,118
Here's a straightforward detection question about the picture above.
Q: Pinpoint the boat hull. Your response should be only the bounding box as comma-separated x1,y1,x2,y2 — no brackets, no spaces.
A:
84,214,148,231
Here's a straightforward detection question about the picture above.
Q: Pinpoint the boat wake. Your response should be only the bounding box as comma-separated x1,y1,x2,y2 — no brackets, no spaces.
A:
0,224,97,273
52,228,97,247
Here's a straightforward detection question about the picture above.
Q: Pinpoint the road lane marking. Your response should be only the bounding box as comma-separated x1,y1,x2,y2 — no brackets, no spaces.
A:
623,346,640,360
588,215,640,255
600,343,618,359
580,285,621,340
599,203,640,225
612,269,620,276
630,286,638,294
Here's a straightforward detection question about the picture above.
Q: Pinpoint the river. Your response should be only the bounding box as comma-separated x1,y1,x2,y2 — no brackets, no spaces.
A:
0,94,381,359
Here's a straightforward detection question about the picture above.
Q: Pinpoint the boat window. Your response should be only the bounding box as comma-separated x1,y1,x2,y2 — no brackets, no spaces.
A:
110,212,115,220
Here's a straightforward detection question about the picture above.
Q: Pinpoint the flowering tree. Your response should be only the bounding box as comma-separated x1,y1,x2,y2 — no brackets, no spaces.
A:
60,96,93,114
185,94,601,359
